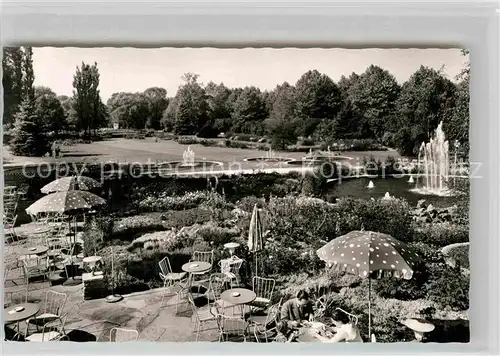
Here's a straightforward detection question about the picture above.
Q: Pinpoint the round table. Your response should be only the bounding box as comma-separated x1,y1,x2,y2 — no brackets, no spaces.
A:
221,288,256,305
182,261,212,274
19,245,49,256
4,303,40,340
32,226,52,235
296,327,324,343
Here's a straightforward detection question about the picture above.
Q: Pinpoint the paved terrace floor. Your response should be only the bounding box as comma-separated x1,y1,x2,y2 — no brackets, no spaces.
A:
4,223,222,342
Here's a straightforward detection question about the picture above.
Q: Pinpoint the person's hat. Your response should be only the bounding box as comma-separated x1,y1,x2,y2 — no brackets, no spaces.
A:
402,318,435,333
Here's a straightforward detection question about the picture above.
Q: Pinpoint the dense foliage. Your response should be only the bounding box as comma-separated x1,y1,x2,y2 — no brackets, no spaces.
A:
4,48,469,158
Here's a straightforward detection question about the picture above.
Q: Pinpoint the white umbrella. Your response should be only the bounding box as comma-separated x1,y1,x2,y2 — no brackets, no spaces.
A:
248,204,264,276
40,176,101,194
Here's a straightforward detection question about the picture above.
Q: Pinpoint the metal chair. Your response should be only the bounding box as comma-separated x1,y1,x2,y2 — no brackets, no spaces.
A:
109,327,139,342
187,292,218,341
216,310,249,342
248,276,275,311
22,254,49,283
249,300,282,343
203,273,227,307
190,250,214,292
3,214,18,243
219,256,243,288
159,256,188,313
25,314,68,342
4,287,28,308
27,291,67,331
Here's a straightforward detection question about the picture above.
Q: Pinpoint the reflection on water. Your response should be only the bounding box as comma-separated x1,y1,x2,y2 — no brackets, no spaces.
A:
328,177,461,207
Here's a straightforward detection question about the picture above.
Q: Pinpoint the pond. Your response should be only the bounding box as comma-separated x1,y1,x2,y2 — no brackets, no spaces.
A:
327,176,462,208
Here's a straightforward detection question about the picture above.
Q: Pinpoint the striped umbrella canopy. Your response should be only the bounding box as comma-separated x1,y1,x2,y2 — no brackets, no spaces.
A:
41,176,102,194
26,190,106,216
316,230,420,339
248,204,264,275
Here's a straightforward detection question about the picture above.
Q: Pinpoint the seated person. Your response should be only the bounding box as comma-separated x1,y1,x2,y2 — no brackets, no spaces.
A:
310,309,363,343
280,290,314,327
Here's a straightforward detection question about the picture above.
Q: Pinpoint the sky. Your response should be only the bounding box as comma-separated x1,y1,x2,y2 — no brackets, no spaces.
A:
32,47,467,102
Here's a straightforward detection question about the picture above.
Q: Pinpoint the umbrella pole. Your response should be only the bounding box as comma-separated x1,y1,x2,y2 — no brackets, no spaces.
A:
63,215,82,286
368,277,372,339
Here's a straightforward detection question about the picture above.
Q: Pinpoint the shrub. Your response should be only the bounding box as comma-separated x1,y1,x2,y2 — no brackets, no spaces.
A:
112,213,166,241
414,222,469,247
176,136,198,145
333,197,414,243
424,263,469,311
137,191,226,212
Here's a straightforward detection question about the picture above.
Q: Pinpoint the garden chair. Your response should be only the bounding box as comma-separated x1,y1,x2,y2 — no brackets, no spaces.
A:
248,276,275,311
4,287,28,308
27,291,67,332
203,273,227,308
109,327,139,342
334,307,358,325
190,250,214,292
25,314,69,342
249,299,282,343
219,256,243,288
3,214,18,243
159,256,188,313
22,254,49,283
216,309,249,342
187,292,218,341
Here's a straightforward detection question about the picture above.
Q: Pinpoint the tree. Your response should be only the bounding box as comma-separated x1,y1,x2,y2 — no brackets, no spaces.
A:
231,86,267,134
393,66,457,156
172,73,209,135
143,87,168,130
22,47,35,101
107,92,150,129
57,95,77,129
10,98,49,156
34,86,66,135
72,62,107,137
2,47,24,127
346,65,401,140
161,96,177,131
266,82,298,149
294,70,343,121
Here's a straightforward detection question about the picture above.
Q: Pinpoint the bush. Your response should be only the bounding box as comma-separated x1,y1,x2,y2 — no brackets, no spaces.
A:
176,136,198,145
333,197,414,243
425,263,469,311
414,222,469,247
137,191,227,212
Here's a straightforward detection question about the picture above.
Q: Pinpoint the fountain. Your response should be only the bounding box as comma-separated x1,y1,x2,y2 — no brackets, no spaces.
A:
265,148,276,160
416,121,452,195
408,175,415,184
367,180,375,189
382,192,392,200
181,146,196,167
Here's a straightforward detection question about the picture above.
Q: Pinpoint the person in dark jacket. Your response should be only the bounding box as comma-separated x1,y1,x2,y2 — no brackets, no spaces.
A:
280,290,314,327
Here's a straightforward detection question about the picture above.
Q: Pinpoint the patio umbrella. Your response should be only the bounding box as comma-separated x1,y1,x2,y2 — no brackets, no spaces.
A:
316,230,419,339
248,204,264,276
40,176,102,194
26,190,106,216
26,190,107,285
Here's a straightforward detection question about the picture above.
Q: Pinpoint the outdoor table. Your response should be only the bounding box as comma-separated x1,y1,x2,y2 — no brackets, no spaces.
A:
32,226,52,235
220,288,256,314
296,327,324,343
83,256,102,272
4,303,40,340
182,261,212,290
19,245,49,256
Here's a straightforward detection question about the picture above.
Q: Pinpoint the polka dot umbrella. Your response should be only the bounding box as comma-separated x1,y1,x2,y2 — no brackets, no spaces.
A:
40,176,102,194
26,190,106,215
316,230,420,339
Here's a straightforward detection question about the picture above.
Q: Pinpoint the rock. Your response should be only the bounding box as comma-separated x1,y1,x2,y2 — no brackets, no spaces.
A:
416,216,431,223
439,212,452,221
413,208,425,216
426,204,435,214
417,199,427,209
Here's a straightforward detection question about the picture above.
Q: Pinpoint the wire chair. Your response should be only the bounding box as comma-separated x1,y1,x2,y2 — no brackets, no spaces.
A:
187,292,218,341
204,273,226,307
248,276,275,311
27,291,67,331
159,256,188,313
334,307,358,325
250,299,282,343
25,314,69,342
190,250,214,292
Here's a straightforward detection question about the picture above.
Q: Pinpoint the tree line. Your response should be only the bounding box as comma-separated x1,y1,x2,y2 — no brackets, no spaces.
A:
3,47,469,157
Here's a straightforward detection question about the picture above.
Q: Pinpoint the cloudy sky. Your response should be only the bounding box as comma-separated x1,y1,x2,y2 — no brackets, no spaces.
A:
33,47,467,101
